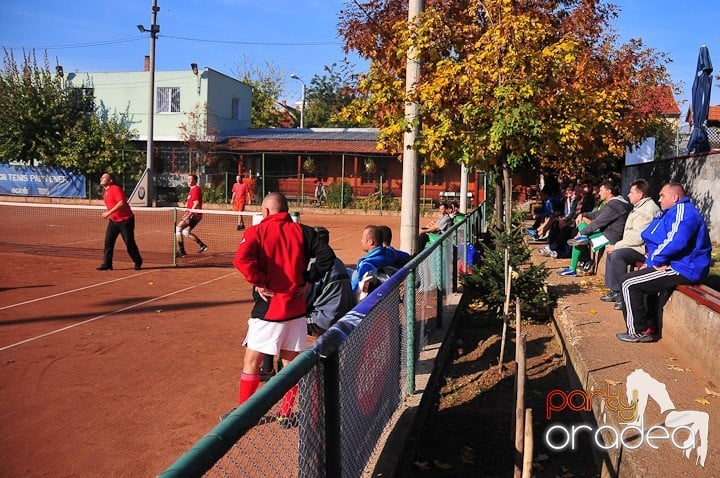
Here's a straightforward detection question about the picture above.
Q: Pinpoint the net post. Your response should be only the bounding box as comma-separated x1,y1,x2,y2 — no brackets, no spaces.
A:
172,207,177,266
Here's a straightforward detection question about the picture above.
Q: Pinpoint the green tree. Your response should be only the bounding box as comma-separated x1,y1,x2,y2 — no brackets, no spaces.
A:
305,62,371,128
234,59,287,128
0,48,138,177
339,0,672,230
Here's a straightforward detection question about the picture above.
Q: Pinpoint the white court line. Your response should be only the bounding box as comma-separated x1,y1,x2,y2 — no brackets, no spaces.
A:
0,273,150,311
0,272,237,352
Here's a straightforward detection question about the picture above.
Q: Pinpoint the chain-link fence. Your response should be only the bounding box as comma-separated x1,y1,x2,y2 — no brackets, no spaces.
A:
160,207,484,477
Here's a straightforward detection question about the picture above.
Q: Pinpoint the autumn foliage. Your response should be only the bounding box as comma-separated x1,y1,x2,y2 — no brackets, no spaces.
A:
338,0,672,179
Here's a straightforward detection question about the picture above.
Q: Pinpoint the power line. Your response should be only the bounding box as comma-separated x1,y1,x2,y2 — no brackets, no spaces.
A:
160,34,341,46
5,34,341,51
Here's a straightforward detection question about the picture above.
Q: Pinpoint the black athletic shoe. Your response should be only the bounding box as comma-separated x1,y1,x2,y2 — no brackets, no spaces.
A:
96,264,112,271
259,367,276,382
134,262,142,270
175,251,187,258
600,291,618,302
614,300,624,310
198,244,208,253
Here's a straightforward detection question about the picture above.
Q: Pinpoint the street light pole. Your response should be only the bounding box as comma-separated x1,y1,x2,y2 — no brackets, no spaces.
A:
137,0,160,206
290,73,306,128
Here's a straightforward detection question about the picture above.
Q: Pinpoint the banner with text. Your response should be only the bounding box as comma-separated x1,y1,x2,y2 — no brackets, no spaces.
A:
0,165,86,198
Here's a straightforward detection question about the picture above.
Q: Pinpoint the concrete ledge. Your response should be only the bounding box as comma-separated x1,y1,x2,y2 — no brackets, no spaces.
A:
662,285,720,386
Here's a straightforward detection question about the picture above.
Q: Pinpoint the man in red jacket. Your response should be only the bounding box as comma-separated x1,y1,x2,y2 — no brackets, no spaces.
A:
229,192,335,426
97,172,143,271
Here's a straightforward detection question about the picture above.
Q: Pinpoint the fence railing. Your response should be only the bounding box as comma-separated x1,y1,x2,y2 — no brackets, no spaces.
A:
160,207,484,477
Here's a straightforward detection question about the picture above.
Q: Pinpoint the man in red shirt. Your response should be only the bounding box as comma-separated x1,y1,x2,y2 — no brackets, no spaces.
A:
97,172,143,271
175,173,208,258
227,192,335,426
230,174,250,230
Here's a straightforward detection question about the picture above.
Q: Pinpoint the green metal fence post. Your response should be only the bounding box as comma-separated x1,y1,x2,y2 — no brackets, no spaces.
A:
452,229,458,293
436,241,445,328
405,269,416,394
324,353,342,476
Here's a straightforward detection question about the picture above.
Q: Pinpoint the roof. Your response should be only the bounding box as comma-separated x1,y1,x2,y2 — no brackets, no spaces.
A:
710,105,720,122
222,128,392,155
639,85,681,116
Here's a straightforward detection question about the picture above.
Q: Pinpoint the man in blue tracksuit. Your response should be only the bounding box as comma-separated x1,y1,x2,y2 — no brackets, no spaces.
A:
350,225,396,294
616,183,712,343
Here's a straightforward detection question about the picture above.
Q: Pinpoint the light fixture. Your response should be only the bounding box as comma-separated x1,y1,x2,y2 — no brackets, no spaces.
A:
289,73,306,129
191,63,198,75
56,65,64,77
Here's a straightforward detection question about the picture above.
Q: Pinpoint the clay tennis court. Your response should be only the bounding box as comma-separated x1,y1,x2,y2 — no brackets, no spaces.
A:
0,205,401,476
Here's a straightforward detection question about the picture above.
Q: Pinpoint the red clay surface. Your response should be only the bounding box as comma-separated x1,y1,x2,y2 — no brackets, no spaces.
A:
0,210,401,477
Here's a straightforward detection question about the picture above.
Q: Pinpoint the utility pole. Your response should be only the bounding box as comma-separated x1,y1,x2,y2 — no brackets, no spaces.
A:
133,0,160,207
400,0,424,254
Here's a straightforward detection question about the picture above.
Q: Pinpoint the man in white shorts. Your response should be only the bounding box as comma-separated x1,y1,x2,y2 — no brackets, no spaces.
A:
228,192,336,426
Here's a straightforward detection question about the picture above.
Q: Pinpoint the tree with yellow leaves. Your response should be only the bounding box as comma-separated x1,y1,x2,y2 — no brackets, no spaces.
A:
339,0,672,229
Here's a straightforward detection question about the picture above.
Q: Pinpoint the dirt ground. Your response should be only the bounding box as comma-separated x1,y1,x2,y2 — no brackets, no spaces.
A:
0,210,400,477
407,300,599,477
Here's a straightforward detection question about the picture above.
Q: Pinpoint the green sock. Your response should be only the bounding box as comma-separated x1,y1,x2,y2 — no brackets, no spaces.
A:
569,222,587,270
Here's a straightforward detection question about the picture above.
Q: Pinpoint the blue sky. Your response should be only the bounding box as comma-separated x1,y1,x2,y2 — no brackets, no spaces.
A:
0,0,717,115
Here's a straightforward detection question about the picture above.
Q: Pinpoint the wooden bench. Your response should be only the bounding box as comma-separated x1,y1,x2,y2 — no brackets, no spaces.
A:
662,283,720,385
676,283,720,314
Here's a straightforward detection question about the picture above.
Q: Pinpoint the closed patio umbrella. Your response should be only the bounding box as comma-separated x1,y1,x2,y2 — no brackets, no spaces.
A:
687,45,713,154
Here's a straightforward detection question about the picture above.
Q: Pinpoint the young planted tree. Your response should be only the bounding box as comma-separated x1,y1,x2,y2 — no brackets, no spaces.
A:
0,48,138,177
338,0,672,231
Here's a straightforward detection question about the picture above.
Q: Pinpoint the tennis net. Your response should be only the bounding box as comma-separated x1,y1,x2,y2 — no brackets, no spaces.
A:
1,202,257,267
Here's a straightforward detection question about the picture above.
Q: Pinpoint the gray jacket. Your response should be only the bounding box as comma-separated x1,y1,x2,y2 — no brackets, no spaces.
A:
306,258,355,331
581,196,632,243
613,197,661,253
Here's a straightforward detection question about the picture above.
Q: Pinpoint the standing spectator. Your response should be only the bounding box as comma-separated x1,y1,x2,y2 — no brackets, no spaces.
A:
305,226,355,336
175,173,208,258
97,172,143,271
616,183,712,343
230,174,251,230
228,193,336,425
314,180,327,206
350,225,396,293
557,180,631,277
600,179,660,308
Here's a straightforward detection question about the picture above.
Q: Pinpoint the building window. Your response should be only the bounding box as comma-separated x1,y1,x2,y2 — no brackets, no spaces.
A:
157,87,180,113
232,98,242,120
70,87,94,113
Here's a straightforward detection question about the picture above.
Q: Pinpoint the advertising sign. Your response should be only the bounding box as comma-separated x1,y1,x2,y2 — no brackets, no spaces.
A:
0,164,86,198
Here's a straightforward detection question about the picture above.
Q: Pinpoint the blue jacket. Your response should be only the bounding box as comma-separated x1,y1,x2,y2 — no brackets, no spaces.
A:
350,246,397,292
641,197,712,283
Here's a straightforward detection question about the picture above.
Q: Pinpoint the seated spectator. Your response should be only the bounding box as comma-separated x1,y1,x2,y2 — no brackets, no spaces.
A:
377,225,411,267
538,186,583,258
600,179,660,309
418,203,452,249
349,225,396,293
557,180,631,277
616,182,712,343
305,227,355,336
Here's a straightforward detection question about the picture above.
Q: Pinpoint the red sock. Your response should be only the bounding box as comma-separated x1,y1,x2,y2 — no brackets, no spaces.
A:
279,384,299,417
238,372,261,404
